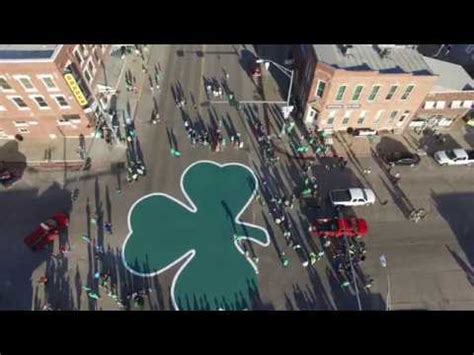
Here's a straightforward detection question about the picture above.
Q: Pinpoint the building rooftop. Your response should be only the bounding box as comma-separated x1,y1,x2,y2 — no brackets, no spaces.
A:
0,45,58,60
312,45,433,75
422,56,474,91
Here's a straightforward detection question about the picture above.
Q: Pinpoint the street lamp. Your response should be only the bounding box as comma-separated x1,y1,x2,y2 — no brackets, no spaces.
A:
255,58,294,115
380,254,391,311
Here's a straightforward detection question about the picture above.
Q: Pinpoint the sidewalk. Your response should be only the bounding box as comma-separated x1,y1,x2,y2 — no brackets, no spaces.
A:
0,135,126,169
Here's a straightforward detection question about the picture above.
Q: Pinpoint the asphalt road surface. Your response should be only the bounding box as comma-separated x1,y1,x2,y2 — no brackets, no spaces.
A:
2,45,474,310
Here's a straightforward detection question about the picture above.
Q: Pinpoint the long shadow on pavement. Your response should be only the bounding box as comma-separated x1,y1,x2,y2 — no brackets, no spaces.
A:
0,181,72,310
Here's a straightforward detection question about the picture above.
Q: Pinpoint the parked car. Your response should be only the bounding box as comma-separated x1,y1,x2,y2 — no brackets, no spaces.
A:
309,217,368,238
433,148,474,166
24,213,69,251
329,188,376,207
382,151,420,167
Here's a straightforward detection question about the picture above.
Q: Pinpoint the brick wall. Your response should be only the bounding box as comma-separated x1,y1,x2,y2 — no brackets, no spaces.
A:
303,65,437,133
0,45,110,140
417,91,474,125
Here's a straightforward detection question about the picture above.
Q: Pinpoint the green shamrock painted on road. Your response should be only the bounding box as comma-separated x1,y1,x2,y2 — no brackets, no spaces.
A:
122,160,270,310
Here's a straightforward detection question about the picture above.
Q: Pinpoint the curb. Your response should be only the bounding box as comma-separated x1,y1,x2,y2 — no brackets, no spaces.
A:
25,160,84,172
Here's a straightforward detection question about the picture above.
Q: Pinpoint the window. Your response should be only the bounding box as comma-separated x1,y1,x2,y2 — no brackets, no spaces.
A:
31,95,49,109
74,48,83,65
398,110,410,122
83,69,92,84
368,85,381,102
57,118,72,126
357,111,367,125
52,95,70,108
388,110,398,122
401,85,415,100
335,85,346,102
315,80,326,98
385,85,398,100
15,76,36,91
14,120,28,127
326,111,336,126
435,101,446,109
9,96,29,110
351,85,364,101
0,76,13,91
342,110,352,125
38,75,58,91
463,100,473,109
374,110,384,123
450,100,462,108
424,101,435,109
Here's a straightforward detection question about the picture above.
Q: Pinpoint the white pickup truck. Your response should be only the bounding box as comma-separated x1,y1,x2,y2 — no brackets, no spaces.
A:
433,148,474,166
329,188,376,207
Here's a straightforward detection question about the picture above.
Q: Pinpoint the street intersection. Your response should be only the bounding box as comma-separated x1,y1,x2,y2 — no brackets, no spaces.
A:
2,45,474,310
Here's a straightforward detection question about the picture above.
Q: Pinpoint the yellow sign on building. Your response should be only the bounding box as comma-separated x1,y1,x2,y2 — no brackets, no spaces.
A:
64,73,88,107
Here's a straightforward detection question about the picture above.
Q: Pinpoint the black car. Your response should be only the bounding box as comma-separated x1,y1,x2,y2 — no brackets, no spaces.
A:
383,152,421,166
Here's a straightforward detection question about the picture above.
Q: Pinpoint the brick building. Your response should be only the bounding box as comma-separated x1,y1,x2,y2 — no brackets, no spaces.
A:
409,56,474,130
0,44,110,140
292,45,438,134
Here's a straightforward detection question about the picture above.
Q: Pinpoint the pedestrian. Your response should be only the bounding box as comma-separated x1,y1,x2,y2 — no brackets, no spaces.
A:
116,187,122,194
280,252,289,267
88,291,100,300
37,276,48,284
341,280,351,289
316,250,325,261
364,278,374,289
323,237,331,248
393,172,401,184
309,252,317,266
292,243,302,250
104,222,113,234
42,303,53,311
60,244,70,255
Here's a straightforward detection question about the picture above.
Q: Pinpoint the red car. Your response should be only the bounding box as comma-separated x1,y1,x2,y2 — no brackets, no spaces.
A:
309,217,368,238
24,213,69,251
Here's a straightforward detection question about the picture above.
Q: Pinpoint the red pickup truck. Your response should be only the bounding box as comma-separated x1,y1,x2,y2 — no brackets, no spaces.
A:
309,217,368,238
24,213,69,251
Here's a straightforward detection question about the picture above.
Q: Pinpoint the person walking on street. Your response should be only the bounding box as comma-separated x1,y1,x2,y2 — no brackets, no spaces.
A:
38,276,48,284
280,252,289,267
104,222,113,234
341,280,351,289
392,171,401,184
